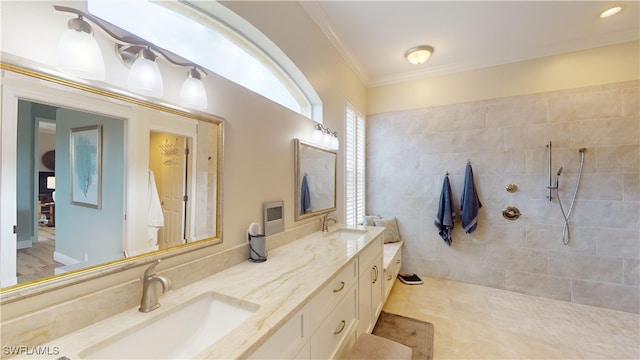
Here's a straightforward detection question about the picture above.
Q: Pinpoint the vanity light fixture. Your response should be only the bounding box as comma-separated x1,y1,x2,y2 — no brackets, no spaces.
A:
600,6,622,18
405,45,434,65
312,123,339,150
180,68,208,110
55,15,106,80
53,5,208,108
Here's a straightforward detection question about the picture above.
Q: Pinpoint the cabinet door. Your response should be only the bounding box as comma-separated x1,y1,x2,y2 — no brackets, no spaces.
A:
248,305,310,359
357,251,384,334
357,267,373,334
371,255,384,321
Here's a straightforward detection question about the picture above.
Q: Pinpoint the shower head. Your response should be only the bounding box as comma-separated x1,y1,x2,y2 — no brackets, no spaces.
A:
579,148,587,153
553,166,563,189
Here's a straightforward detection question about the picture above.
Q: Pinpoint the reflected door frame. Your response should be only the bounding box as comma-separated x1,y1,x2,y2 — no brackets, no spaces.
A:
149,131,193,249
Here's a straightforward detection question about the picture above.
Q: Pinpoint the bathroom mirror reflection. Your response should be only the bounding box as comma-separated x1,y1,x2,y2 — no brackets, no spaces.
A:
294,139,337,220
0,64,223,291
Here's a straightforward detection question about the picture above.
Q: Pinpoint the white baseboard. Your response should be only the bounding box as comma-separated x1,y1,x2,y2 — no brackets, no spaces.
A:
54,251,81,266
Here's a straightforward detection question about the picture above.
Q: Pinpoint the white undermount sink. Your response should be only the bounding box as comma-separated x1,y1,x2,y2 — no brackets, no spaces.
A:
81,291,259,359
330,228,368,241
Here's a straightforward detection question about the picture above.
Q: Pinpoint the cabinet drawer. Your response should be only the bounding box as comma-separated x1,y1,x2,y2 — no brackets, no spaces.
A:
310,285,357,359
308,260,357,330
359,237,382,275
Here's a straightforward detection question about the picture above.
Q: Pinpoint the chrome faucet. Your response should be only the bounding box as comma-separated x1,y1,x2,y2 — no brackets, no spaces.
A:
321,212,337,232
139,259,171,313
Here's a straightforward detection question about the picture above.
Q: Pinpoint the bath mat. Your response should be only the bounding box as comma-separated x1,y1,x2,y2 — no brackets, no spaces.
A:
372,311,434,360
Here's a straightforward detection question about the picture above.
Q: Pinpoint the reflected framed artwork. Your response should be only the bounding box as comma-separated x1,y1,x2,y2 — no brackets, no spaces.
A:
70,125,102,209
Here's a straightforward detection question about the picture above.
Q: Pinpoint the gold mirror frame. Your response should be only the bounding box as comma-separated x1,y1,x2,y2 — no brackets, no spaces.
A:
0,62,224,299
294,139,337,221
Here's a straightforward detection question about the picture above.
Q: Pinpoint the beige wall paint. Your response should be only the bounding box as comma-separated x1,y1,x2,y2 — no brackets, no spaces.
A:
368,41,639,115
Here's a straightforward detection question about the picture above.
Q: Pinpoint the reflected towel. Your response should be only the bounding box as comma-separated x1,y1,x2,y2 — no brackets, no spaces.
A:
301,174,311,213
147,170,164,246
460,163,482,233
434,175,456,246
148,170,164,227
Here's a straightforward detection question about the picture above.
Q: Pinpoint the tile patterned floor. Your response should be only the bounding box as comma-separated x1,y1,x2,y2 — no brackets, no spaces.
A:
383,276,640,359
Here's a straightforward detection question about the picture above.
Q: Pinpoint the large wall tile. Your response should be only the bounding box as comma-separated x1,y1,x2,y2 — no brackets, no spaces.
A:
597,228,640,259
549,252,623,284
572,280,640,313
624,259,640,286
504,272,571,301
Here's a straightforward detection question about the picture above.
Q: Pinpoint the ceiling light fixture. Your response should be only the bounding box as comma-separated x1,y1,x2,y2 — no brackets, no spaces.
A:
600,6,622,18
405,45,434,65
55,15,106,80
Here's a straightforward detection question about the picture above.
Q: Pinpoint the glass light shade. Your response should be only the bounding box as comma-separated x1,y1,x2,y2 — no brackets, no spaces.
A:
128,56,163,97
180,76,208,110
322,130,333,147
55,29,106,80
312,126,324,143
405,45,434,65
331,135,339,150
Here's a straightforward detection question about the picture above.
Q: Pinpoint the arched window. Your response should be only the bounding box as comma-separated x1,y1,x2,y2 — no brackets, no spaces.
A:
88,1,322,121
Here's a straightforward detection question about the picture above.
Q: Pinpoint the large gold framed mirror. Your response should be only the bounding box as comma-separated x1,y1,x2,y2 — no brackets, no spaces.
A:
294,139,337,221
0,62,223,294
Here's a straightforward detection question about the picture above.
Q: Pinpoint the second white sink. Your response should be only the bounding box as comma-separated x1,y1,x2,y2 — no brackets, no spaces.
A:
81,291,259,359
330,228,368,241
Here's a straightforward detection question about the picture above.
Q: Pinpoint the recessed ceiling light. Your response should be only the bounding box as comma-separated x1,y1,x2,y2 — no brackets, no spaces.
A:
600,6,622,18
405,45,434,65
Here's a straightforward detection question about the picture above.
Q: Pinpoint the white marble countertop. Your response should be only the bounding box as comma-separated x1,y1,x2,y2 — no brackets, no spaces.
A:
42,225,384,359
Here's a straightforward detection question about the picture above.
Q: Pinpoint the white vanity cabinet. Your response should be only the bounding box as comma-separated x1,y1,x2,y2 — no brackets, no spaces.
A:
249,260,358,359
248,232,384,360
357,236,384,335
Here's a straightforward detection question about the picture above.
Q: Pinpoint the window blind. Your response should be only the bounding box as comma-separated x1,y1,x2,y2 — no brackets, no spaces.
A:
345,101,365,226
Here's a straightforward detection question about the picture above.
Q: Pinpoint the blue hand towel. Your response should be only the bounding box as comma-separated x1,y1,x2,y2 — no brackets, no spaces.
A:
301,174,311,213
434,175,456,246
460,163,482,233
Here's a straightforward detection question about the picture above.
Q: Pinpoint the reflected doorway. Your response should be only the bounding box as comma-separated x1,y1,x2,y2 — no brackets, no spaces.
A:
149,132,191,249
16,119,61,284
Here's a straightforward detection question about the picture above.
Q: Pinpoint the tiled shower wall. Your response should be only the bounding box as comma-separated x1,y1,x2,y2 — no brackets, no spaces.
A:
367,80,639,313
